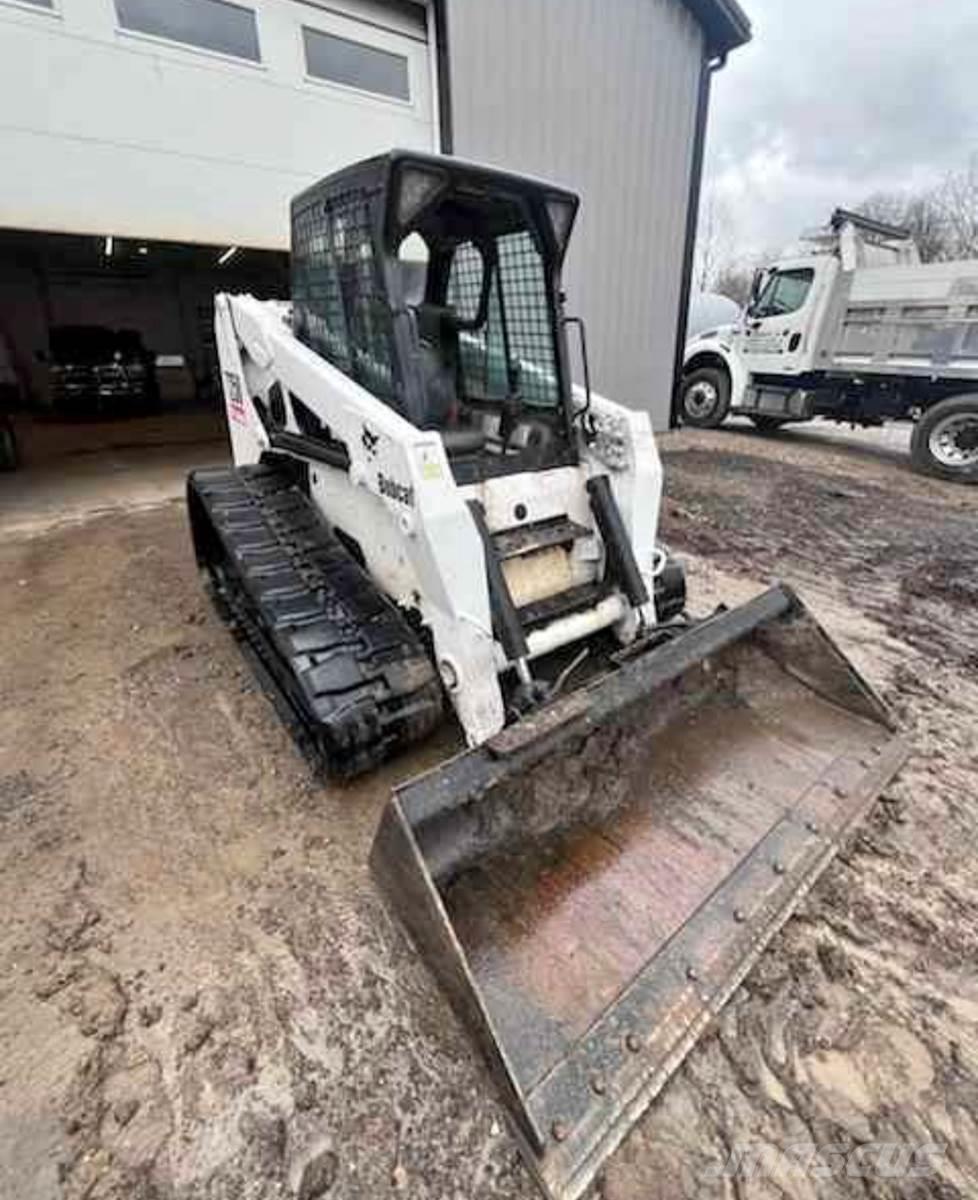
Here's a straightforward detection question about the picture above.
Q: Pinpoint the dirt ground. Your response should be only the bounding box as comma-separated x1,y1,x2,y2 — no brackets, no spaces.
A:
0,412,225,539
1,423,977,1200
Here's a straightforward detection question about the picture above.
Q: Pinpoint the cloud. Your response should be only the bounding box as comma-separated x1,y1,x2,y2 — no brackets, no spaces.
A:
704,0,978,258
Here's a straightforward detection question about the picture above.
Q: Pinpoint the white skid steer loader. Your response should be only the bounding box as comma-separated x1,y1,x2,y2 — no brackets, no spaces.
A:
188,151,908,1200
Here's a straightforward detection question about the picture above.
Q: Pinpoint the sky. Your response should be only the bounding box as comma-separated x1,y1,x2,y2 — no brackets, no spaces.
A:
703,0,978,262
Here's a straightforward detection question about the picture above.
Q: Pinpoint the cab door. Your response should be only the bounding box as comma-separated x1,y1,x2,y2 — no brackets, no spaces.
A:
739,266,817,377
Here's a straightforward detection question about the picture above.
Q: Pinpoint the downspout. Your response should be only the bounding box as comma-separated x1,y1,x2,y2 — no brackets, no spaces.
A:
669,49,728,427
431,0,454,154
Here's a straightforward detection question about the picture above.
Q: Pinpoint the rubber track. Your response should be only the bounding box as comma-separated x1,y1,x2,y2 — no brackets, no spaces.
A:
187,464,443,779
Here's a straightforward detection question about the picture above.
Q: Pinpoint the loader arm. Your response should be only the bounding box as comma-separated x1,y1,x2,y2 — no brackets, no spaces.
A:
216,292,506,743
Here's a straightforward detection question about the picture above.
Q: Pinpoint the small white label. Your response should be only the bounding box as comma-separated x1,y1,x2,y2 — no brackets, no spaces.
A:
225,372,247,426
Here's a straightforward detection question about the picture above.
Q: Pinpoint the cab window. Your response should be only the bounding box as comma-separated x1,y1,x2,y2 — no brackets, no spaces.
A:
447,230,560,409
753,269,814,319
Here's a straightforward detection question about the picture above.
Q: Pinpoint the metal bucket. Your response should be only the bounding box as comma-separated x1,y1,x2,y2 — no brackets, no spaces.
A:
371,585,909,1200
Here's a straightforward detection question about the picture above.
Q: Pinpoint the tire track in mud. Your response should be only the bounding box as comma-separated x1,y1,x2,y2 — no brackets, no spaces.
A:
30,858,174,1200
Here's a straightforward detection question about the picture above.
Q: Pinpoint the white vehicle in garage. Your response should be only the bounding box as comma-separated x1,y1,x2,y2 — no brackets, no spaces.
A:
681,209,978,483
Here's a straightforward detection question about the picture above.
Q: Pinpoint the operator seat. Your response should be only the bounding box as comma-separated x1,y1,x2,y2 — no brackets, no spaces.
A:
414,304,486,457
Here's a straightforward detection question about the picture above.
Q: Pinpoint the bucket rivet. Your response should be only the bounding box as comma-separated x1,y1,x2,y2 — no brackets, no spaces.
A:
734,909,747,923
773,861,786,875
591,1076,607,1095
625,1033,643,1053
807,821,820,835
686,966,699,982
552,1120,569,1142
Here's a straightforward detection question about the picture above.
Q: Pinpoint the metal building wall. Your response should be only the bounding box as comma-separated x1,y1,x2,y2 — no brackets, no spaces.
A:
441,0,705,428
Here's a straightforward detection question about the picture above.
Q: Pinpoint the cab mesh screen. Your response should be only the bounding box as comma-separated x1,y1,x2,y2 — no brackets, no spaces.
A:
292,188,396,406
448,231,560,409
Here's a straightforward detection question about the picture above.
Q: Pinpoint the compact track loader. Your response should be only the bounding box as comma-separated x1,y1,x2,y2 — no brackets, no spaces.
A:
188,151,907,1200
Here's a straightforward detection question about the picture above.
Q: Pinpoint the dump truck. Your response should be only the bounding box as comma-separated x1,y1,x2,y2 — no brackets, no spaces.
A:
187,153,908,1199
682,208,978,483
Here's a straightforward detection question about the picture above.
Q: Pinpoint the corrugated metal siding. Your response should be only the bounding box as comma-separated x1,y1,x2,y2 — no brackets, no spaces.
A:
443,0,704,427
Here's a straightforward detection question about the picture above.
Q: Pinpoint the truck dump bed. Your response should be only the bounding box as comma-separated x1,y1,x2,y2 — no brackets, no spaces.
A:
827,259,978,378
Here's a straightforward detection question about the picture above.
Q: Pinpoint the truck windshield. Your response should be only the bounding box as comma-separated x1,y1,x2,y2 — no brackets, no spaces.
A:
753,268,814,319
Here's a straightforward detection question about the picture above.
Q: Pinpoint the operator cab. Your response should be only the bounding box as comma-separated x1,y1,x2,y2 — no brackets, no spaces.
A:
290,151,582,481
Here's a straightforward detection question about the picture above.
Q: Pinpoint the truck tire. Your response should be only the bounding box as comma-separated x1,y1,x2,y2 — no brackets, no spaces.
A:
680,367,731,429
911,395,978,484
749,415,788,434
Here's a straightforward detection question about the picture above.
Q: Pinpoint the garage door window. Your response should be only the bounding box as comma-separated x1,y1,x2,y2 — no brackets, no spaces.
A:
303,27,409,101
115,0,261,63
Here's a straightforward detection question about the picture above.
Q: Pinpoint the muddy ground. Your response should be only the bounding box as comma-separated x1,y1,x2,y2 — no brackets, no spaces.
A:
1,424,976,1199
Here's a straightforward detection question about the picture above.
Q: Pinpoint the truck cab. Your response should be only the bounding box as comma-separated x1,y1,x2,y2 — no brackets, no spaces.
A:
737,255,837,377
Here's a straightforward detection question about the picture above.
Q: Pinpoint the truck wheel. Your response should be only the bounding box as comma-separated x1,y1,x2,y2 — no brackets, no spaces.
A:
749,416,787,434
680,367,730,429
911,396,978,484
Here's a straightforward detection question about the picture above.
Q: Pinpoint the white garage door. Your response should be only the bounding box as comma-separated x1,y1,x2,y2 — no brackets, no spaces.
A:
0,0,436,249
